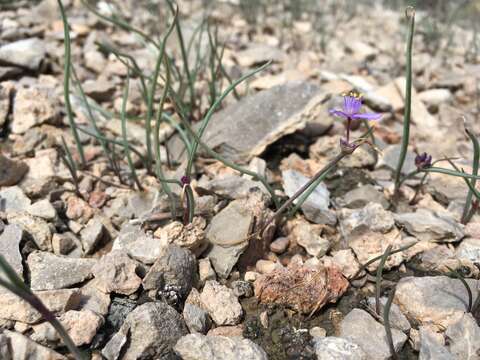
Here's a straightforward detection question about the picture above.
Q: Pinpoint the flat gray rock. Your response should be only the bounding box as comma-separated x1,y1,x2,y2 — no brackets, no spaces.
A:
0,38,46,71
0,186,31,213
92,250,142,295
339,309,407,360
7,211,52,251
174,334,268,360
419,327,453,360
112,223,164,264
339,184,389,209
394,209,464,242
0,186,31,212
366,297,411,332
104,301,188,360
0,224,24,280
143,245,197,298
172,81,327,162
1,330,66,360
183,303,211,334
28,251,96,291
282,169,336,225
445,313,480,359
395,276,480,328
339,202,395,238
200,280,243,326
313,337,368,360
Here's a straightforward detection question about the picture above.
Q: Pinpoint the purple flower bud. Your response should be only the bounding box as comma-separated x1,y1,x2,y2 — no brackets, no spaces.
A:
181,175,190,185
415,152,432,169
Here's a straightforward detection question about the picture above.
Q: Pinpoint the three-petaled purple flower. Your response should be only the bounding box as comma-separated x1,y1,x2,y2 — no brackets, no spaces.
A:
329,93,382,145
415,152,432,169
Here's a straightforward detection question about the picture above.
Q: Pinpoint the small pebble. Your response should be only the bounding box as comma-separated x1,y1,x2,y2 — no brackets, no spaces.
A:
270,237,289,254
309,326,326,338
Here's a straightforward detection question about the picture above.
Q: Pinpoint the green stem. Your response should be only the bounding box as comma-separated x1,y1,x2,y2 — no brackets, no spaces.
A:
185,61,271,178
121,70,143,191
394,6,415,193
462,124,479,223
0,256,84,360
58,0,85,167
384,288,398,360
375,245,393,315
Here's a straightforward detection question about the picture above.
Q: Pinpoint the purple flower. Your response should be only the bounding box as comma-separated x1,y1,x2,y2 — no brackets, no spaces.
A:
415,152,432,169
329,93,382,144
180,175,191,186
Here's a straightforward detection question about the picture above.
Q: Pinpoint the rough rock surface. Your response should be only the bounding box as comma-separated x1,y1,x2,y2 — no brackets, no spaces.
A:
339,309,407,360
313,337,368,360
174,334,268,360
394,276,480,327
28,251,96,291
102,301,188,359
200,280,243,326
254,264,348,314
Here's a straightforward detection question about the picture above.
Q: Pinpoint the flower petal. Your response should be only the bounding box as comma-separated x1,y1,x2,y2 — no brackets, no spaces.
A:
343,96,362,115
329,109,349,119
351,112,382,121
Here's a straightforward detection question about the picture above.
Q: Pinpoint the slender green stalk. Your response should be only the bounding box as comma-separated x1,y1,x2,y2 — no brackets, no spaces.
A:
289,152,347,217
154,56,177,217
462,123,480,223
0,256,84,360
145,4,177,172
171,112,279,207
182,184,195,224
70,67,119,179
394,6,415,194
167,0,195,112
185,61,271,178
423,167,480,180
446,266,472,311
74,126,147,166
384,288,398,360
376,245,393,316
351,241,417,280
121,71,143,191
58,0,85,167
59,136,81,197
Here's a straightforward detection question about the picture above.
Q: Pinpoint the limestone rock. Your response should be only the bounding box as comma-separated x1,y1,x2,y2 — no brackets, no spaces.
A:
28,251,96,291
174,334,268,360
200,280,243,326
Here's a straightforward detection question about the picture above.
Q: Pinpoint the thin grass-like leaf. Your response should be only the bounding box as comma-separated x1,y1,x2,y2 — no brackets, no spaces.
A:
58,0,85,167
144,3,178,172
185,61,272,178
383,288,398,360
462,121,480,224
0,255,84,360
154,55,177,217
394,6,415,194
446,266,472,311
376,245,393,315
121,70,143,190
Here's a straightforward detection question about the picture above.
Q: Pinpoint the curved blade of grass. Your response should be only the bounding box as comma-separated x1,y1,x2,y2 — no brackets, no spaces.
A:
168,112,279,207
145,4,178,172
376,245,393,315
462,122,479,223
59,136,81,197
154,55,177,217
75,125,147,166
0,255,84,360
394,6,415,194
384,288,398,360
422,167,480,180
446,266,472,311
185,60,271,178
121,70,143,191
57,0,85,167
167,0,195,112
351,241,417,280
